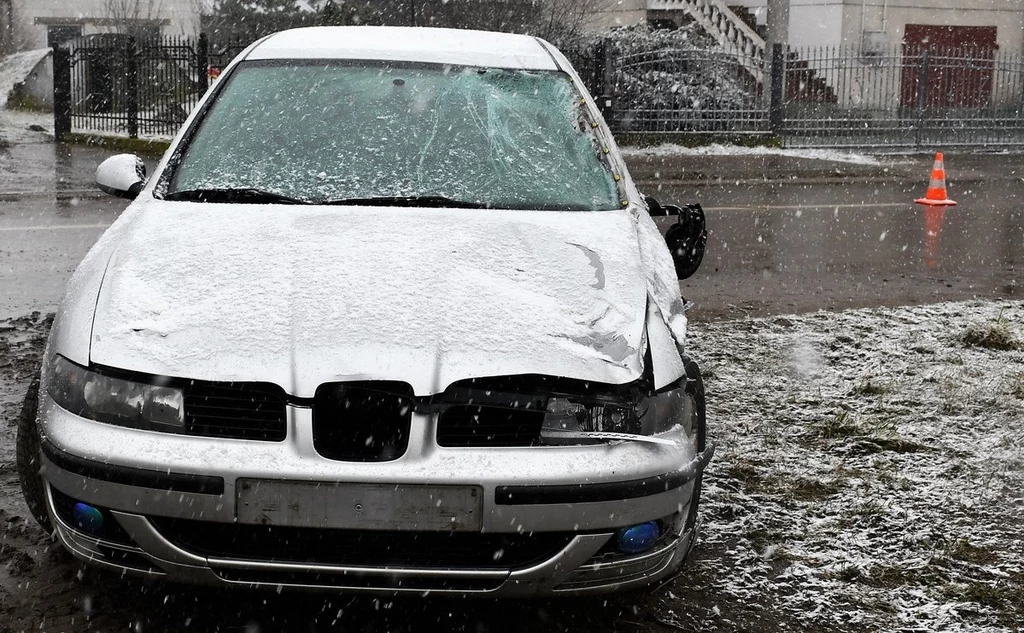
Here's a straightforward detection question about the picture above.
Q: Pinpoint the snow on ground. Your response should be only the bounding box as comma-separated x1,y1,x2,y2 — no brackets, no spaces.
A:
0,48,49,108
0,107,52,144
620,143,881,166
681,299,1024,631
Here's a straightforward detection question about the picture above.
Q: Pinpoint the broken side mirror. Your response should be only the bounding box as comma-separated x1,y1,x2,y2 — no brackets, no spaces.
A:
96,154,147,199
645,196,707,280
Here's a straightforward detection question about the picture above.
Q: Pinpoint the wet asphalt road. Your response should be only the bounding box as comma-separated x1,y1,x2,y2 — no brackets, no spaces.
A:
0,132,1021,320
666,177,1022,320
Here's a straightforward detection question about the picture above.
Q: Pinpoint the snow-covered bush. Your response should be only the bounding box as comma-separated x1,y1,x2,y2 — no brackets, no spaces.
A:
569,24,762,131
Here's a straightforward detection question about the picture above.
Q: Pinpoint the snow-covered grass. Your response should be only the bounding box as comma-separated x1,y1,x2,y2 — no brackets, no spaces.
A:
620,142,882,166
679,299,1024,631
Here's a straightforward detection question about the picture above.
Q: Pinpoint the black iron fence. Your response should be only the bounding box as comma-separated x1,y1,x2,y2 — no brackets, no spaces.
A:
53,34,211,139
52,35,1024,149
584,42,1024,148
779,45,1024,148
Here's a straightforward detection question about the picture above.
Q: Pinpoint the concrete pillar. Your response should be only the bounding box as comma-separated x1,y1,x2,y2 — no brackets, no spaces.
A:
765,0,790,52
763,0,789,106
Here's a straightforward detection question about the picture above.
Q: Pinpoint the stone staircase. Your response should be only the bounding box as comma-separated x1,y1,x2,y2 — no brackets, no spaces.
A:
647,0,837,103
727,5,763,39
647,0,766,82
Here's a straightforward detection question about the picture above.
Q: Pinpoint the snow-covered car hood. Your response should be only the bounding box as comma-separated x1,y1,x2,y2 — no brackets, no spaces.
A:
88,202,649,397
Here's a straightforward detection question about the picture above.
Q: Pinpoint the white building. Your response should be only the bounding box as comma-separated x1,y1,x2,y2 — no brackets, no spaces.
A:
721,0,1024,54
0,0,201,53
591,0,1024,57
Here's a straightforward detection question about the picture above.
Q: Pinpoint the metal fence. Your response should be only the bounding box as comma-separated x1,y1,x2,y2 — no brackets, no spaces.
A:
52,35,1024,150
780,46,1024,148
53,34,210,139
574,41,1024,148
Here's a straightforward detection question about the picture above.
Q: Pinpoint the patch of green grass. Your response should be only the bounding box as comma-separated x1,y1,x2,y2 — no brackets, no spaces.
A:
851,378,889,396
862,563,919,588
61,133,170,156
945,539,999,566
789,476,842,501
961,315,1022,351
808,412,924,455
742,529,797,566
812,410,862,439
848,436,931,455
941,581,1012,609
744,527,774,552
722,463,764,488
721,462,843,503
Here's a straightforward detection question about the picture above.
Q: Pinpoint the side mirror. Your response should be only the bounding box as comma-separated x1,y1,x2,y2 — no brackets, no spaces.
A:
96,154,147,199
645,196,708,280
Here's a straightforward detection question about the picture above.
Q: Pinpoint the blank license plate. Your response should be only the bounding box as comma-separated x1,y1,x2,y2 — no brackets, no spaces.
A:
236,479,483,531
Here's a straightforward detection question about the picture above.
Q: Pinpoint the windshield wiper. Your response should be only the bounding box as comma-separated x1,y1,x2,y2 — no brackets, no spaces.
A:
162,188,309,205
318,195,488,208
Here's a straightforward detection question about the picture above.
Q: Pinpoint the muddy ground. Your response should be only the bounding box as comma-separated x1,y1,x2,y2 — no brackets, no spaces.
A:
0,313,806,633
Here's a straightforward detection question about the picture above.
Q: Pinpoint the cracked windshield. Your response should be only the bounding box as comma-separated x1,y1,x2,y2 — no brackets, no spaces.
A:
170,63,620,209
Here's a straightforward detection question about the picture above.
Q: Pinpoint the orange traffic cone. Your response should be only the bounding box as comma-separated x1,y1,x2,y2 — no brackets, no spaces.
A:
915,153,957,206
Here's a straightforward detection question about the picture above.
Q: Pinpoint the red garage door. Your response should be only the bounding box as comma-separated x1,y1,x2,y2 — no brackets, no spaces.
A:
900,25,997,109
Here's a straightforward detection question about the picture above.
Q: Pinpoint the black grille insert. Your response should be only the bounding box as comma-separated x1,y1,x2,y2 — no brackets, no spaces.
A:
437,406,545,447
184,381,287,441
149,518,574,570
313,382,413,461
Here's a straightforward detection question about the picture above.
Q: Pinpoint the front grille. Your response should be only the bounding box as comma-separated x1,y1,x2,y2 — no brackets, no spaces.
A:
214,569,504,591
150,518,575,570
313,382,413,461
184,382,287,441
437,405,544,447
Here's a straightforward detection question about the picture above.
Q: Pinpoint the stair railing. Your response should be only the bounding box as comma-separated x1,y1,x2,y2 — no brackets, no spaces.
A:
647,0,766,82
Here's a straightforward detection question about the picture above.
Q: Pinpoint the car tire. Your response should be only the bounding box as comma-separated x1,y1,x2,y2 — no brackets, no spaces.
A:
681,358,706,555
16,378,52,532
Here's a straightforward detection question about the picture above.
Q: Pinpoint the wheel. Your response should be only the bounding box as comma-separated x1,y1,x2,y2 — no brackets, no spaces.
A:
16,378,52,532
681,358,706,552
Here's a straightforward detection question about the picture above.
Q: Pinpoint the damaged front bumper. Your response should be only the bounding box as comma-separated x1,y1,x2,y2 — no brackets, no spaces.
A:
39,394,714,596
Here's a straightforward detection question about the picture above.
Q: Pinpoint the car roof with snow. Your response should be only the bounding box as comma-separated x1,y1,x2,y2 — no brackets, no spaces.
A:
245,26,560,71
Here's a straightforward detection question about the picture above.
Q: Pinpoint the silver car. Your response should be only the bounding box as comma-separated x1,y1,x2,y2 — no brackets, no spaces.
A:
17,25,713,596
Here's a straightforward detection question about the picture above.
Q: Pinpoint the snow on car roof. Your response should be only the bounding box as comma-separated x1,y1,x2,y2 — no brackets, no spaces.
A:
246,26,560,71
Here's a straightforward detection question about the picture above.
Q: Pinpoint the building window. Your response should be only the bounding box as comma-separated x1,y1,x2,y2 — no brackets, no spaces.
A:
47,25,83,47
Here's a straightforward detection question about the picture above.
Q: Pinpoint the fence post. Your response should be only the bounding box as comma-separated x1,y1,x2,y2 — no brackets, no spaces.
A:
769,43,785,135
52,45,72,141
915,49,930,149
125,36,139,139
593,39,614,124
197,32,209,94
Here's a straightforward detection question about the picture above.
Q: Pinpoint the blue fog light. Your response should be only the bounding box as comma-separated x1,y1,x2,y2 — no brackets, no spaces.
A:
617,521,660,554
72,502,104,533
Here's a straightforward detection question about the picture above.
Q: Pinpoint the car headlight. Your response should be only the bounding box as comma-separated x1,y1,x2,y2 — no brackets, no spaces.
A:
46,355,185,432
540,382,697,445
